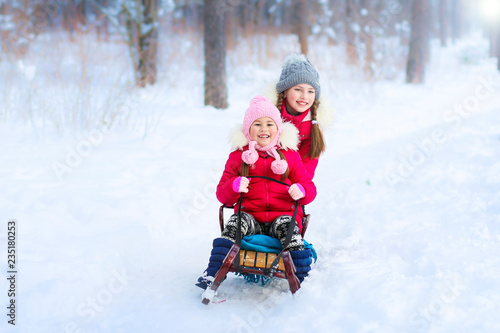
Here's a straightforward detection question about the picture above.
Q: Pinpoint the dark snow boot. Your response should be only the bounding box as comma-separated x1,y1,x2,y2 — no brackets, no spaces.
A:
290,248,312,283
195,238,234,289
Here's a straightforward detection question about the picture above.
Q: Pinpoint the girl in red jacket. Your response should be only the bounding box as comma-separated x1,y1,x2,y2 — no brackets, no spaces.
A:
196,95,316,290
275,53,330,179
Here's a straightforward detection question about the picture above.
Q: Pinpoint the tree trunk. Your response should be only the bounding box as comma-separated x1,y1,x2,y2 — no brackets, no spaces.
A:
62,3,71,32
493,27,500,71
450,0,461,44
360,0,374,78
345,0,358,65
96,0,110,42
225,10,238,51
240,2,252,39
0,3,8,42
439,0,448,47
406,0,429,84
294,0,309,55
489,27,496,57
137,0,159,87
204,0,228,109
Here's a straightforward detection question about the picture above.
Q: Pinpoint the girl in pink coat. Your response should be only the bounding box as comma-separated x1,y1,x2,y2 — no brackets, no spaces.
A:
275,53,331,180
196,95,316,290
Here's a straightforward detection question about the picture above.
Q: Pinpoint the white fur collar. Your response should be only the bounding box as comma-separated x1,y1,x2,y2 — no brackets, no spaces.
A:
263,81,335,132
229,122,299,151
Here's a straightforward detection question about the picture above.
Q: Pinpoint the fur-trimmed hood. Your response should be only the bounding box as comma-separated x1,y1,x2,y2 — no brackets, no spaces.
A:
262,81,335,132
229,122,300,151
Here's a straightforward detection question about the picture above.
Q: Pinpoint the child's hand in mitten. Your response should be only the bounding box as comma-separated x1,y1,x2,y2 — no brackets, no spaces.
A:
288,183,305,200
232,177,250,193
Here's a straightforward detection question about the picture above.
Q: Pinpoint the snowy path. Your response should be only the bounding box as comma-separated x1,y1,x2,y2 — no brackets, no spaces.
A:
1,40,500,333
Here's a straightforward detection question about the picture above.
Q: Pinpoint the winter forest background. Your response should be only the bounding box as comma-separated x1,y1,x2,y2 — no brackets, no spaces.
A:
1,0,500,333
2,0,500,120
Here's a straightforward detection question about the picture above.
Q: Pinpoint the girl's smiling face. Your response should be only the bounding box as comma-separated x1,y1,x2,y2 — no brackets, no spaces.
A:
284,84,316,115
249,117,278,147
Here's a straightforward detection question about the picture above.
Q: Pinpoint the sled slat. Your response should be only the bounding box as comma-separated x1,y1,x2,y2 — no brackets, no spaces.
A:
267,253,277,265
266,253,285,271
244,251,257,267
239,250,285,271
255,252,267,269
239,250,245,266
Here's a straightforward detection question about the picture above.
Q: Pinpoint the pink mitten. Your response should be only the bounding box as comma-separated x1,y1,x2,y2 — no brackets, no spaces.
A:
232,177,250,193
288,183,305,200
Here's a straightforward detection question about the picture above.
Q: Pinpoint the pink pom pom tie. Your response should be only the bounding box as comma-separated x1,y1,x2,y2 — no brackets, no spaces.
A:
242,141,259,165
241,141,288,175
271,159,288,175
268,148,288,175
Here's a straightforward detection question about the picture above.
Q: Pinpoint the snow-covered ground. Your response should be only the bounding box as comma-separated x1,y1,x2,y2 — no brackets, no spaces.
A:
1,31,500,333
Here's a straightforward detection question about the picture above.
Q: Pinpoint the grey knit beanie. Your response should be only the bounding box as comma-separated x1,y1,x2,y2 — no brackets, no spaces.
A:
276,54,321,100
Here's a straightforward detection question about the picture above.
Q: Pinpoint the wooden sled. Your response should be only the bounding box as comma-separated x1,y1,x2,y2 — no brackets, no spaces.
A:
202,199,310,305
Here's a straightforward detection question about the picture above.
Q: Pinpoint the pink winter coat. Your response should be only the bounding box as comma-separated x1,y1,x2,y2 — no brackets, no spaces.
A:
216,147,316,232
280,103,319,179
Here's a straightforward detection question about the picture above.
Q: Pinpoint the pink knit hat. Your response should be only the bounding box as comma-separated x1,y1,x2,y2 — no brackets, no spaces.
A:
241,95,287,175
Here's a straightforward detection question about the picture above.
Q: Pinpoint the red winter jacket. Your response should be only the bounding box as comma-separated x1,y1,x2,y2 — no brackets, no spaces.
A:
280,103,319,179
216,148,316,232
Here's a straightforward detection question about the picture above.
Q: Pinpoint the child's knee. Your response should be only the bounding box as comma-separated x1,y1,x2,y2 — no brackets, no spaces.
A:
222,212,258,238
271,215,298,236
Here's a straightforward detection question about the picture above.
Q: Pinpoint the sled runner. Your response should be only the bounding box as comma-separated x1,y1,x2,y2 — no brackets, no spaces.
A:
202,176,311,305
